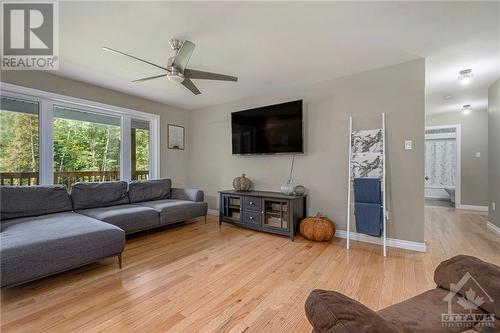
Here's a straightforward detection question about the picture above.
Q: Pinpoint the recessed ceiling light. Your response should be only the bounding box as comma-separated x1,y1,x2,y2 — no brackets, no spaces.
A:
444,95,452,100
458,69,473,85
462,104,472,114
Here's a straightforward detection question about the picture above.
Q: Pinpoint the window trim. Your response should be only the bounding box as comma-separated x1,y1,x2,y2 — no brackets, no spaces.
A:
0,82,160,184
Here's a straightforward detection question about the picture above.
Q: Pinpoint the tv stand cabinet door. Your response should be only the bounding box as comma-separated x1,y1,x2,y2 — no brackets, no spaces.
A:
261,198,291,235
220,194,242,223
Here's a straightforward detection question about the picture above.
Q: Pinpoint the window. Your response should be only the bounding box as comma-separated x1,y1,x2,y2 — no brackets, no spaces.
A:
53,106,121,188
131,118,150,180
1,84,160,187
0,97,40,185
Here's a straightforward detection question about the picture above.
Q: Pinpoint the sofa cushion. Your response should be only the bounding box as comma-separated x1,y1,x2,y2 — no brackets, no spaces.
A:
137,199,208,225
0,212,125,287
378,288,487,333
305,289,402,333
128,178,171,203
171,188,204,202
71,181,129,210
77,204,159,234
434,255,500,316
0,185,73,220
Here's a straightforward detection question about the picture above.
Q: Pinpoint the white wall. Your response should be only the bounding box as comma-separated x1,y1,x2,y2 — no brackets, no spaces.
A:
426,110,489,207
489,79,500,228
189,59,426,243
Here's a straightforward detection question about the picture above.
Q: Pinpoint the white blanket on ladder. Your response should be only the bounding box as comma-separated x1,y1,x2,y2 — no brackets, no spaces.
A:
351,129,383,178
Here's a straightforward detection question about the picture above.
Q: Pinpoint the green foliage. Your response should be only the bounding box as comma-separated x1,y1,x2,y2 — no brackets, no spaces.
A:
0,110,150,174
135,128,149,171
53,118,121,172
0,111,39,172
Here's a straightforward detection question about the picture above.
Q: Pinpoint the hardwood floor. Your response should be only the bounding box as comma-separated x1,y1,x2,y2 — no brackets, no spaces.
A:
1,207,499,332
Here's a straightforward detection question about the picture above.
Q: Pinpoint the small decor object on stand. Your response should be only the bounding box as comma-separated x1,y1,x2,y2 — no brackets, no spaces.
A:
300,213,336,242
233,174,252,191
281,154,298,195
280,182,295,195
293,185,306,196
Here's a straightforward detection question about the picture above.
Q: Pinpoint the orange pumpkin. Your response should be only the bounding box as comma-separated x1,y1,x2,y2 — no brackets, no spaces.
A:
300,213,336,242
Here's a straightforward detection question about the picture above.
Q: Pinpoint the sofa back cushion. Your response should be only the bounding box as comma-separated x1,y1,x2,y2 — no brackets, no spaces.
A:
71,181,129,210
0,185,73,220
434,255,500,316
128,179,171,203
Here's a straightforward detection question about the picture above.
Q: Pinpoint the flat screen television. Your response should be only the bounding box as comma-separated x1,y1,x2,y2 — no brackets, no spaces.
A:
232,100,303,155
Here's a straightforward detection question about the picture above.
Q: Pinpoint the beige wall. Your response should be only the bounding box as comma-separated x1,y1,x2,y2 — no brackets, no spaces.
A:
426,110,489,207
0,71,191,187
489,79,500,228
189,59,426,243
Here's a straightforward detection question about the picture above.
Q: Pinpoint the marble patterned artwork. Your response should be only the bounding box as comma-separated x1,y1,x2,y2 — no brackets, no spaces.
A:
351,128,384,178
352,153,383,178
352,129,383,154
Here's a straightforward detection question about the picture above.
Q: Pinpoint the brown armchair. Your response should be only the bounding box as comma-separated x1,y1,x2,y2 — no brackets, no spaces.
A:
305,255,500,333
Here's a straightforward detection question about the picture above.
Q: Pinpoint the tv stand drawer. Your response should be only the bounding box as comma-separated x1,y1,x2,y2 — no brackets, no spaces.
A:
243,196,262,211
243,211,262,226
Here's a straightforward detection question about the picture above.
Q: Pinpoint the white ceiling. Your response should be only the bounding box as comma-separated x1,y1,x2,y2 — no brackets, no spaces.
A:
57,1,500,112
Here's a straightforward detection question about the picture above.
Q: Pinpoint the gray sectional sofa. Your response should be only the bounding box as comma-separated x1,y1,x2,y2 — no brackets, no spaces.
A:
0,179,207,287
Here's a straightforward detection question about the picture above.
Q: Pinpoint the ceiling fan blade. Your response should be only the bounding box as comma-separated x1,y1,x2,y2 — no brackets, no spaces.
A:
172,40,195,72
132,74,167,83
181,78,201,95
184,69,238,82
102,47,169,71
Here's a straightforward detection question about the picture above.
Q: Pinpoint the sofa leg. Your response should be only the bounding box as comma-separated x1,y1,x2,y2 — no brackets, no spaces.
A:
118,254,122,269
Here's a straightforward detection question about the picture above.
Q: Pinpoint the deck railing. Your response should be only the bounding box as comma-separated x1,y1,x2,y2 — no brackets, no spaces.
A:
0,170,149,188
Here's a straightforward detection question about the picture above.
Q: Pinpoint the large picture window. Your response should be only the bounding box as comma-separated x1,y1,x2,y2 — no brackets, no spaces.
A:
0,84,159,187
0,97,40,185
53,106,121,188
131,118,150,180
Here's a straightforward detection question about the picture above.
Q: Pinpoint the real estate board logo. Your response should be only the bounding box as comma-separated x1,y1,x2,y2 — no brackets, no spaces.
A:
441,272,495,329
1,1,58,70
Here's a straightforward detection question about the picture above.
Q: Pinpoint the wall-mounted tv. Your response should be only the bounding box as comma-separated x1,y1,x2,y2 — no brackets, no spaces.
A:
232,100,303,155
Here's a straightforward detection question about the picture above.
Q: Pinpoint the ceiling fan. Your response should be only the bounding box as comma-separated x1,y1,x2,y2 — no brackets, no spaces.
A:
102,39,238,95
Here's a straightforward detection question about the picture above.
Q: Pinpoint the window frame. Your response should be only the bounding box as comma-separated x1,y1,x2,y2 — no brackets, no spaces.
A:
0,82,160,184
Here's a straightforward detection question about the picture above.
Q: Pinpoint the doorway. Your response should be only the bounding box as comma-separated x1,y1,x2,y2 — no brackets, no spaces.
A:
424,125,461,208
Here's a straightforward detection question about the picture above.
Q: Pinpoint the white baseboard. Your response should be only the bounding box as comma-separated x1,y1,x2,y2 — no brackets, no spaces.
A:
457,204,489,212
487,221,500,236
207,209,219,216
335,230,427,253
425,195,450,200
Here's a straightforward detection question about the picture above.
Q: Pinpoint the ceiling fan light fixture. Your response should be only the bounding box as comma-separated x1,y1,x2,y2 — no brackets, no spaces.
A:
458,69,473,85
462,104,472,114
167,73,185,83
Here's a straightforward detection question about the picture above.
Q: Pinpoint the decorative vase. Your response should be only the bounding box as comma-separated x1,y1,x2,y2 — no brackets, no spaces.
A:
293,185,306,196
233,174,252,191
280,182,295,195
299,213,336,242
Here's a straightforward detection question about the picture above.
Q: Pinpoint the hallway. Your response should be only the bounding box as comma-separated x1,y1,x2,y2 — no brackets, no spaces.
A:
425,206,499,266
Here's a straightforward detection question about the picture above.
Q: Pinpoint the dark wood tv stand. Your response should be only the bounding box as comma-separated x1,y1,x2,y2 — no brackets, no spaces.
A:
218,190,307,240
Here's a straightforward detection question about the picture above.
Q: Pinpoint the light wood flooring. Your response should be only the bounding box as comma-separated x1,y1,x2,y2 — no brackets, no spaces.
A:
1,206,499,332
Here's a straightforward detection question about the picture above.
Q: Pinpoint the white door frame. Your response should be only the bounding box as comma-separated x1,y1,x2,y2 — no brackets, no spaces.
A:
425,124,461,208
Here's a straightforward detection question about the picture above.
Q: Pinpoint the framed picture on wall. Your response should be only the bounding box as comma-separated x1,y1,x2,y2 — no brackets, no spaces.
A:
167,124,185,150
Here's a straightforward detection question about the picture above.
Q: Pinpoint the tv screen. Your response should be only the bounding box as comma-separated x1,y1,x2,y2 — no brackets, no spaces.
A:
232,100,303,155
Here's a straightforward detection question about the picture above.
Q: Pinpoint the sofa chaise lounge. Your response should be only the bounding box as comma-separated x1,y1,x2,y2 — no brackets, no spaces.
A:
0,179,207,287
